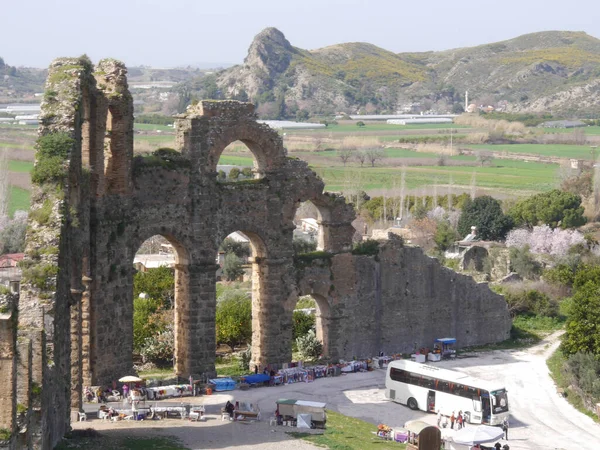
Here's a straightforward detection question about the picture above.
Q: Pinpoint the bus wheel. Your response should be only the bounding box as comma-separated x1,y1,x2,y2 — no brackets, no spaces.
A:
407,398,418,410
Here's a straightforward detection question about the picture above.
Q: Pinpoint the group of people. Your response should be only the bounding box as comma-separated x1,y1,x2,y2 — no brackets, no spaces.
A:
437,410,467,429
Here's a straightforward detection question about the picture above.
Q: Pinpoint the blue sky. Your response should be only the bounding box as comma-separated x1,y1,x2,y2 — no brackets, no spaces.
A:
3,0,599,68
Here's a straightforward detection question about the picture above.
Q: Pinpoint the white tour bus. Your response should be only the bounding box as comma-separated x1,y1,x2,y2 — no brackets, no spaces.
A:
385,360,509,425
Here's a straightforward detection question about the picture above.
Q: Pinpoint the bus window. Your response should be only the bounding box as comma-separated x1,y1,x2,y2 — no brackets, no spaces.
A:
491,389,509,413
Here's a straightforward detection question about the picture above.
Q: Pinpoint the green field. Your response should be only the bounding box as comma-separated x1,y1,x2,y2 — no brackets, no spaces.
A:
9,186,30,216
134,123,174,132
8,160,33,172
314,159,559,194
543,126,600,135
468,143,598,160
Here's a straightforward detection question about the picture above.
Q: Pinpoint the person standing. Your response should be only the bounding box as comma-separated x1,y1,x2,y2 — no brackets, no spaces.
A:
450,411,456,429
502,417,509,440
437,410,442,427
457,411,463,429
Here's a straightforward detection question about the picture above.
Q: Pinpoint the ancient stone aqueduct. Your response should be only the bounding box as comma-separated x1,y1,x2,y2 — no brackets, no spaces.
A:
0,57,511,449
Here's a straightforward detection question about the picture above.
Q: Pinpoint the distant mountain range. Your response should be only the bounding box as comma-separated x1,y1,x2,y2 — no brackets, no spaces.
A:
5,29,600,117
209,28,600,116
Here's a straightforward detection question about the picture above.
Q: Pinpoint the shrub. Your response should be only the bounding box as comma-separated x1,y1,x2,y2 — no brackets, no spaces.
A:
352,239,380,256
238,346,252,371
293,238,317,255
140,325,174,366
564,352,600,403
457,196,513,241
293,310,316,340
223,252,244,281
509,246,542,280
241,167,253,178
296,329,323,360
31,133,74,185
228,168,240,180
503,289,558,317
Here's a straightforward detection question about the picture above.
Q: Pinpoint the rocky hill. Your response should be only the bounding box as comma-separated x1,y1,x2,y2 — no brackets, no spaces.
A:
208,28,600,117
0,57,47,102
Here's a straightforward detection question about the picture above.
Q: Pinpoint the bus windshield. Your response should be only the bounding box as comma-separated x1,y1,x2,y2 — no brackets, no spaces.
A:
491,389,508,414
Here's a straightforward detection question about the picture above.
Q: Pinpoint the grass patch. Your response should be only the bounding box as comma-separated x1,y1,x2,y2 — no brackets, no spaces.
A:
289,410,405,450
215,355,247,377
8,160,33,172
467,143,598,160
138,367,175,380
56,431,188,450
547,349,599,422
9,186,30,215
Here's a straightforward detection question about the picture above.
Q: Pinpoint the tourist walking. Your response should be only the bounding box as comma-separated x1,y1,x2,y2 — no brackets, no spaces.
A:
457,410,463,429
450,411,456,429
502,417,509,440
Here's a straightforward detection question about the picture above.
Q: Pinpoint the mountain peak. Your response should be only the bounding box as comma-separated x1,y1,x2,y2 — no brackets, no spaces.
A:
244,27,295,79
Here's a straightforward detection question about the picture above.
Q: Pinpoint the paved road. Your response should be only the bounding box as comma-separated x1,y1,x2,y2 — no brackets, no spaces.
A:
85,332,600,449
229,332,600,450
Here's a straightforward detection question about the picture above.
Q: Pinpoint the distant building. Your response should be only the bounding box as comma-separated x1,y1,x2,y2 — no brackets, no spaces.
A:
540,120,586,129
133,254,175,272
0,253,24,293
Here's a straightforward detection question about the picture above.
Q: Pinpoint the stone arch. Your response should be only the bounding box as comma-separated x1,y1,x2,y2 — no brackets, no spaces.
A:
130,231,191,375
294,193,356,253
181,101,286,175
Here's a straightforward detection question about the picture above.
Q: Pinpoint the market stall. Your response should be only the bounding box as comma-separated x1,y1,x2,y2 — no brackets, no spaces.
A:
276,399,327,428
404,420,441,450
435,338,457,359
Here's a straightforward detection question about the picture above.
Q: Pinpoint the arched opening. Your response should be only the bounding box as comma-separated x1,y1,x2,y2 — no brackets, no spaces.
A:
216,141,261,183
292,294,331,361
293,200,336,252
131,234,189,380
214,230,268,374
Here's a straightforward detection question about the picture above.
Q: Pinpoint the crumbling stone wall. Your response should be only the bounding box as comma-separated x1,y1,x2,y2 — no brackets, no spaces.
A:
10,57,511,449
0,296,17,449
293,241,511,360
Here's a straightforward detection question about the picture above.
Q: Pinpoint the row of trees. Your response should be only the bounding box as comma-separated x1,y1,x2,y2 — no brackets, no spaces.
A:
338,147,385,167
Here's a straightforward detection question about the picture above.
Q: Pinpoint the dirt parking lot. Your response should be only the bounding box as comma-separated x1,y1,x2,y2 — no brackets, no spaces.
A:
76,332,600,450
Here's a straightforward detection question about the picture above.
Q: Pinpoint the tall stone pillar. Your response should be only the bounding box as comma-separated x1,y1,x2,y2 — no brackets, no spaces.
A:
70,289,83,422
80,276,92,387
175,262,217,378
251,258,292,369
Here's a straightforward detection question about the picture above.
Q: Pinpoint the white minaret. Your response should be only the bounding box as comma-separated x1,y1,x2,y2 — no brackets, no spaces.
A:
465,90,469,112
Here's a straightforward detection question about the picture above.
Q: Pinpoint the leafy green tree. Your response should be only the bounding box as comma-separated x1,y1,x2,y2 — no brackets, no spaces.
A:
133,297,161,353
220,238,250,258
216,293,252,349
241,167,253,178
223,252,244,281
457,196,513,241
228,168,240,180
412,203,429,220
0,216,27,253
356,121,366,127
561,281,600,356
293,311,316,340
509,189,586,229
434,221,459,252
133,266,175,309
293,238,317,255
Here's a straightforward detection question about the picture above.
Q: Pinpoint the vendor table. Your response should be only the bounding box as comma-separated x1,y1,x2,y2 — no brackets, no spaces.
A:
150,405,189,419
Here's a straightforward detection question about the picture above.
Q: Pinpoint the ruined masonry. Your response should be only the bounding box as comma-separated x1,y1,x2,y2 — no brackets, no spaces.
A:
0,57,511,450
